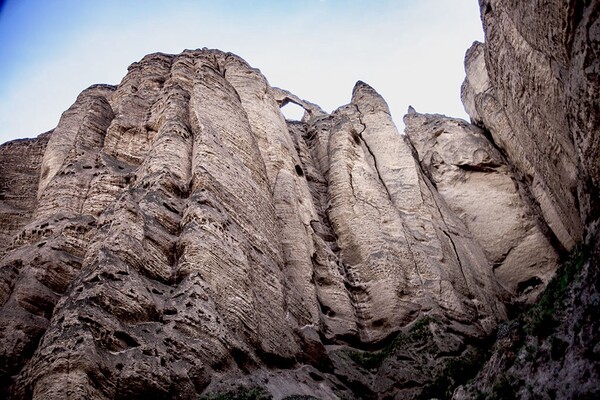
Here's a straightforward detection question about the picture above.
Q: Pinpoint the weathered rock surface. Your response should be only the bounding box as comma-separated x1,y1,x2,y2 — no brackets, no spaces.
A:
0,0,597,397
404,110,559,302
454,240,600,400
0,134,50,256
462,39,582,252
462,0,600,250
0,48,513,399
454,0,600,398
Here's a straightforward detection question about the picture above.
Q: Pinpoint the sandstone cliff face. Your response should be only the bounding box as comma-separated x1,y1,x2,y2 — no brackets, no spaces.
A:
455,0,600,398
404,110,559,302
462,40,582,252
0,50,513,399
462,0,600,248
0,134,50,256
0,0,597,397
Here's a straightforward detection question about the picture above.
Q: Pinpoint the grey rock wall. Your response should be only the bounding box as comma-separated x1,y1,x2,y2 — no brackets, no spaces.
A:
463,0,600,249
453,1,600,398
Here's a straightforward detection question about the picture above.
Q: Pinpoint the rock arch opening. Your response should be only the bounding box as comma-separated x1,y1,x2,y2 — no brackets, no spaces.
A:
280,101,305,121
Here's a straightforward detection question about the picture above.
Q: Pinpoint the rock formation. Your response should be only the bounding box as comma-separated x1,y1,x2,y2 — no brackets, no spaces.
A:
452,0,600,398
404,111,559,303
0,0,598,399
0,49,510,399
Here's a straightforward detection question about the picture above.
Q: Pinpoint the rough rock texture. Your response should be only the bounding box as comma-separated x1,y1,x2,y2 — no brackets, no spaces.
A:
462,0,600,250
404,110,559,302
454,241,600,400
0,50,511,400
0,134,50,256
0,0,598,397
454,0,600,398
462,39,582,252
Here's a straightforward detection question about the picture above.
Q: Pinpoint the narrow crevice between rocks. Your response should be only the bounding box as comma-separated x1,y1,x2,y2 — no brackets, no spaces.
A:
353,105,424,286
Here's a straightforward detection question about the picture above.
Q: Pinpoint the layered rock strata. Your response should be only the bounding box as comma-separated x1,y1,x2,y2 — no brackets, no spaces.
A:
462,0,600,249
454,0,600,398
0,49,516,399
1,0,597,395
0,134,50,256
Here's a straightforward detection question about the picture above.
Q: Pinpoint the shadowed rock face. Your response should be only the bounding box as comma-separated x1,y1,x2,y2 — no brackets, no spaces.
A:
462,0,600,249
0,134,50,256
454,1,600,398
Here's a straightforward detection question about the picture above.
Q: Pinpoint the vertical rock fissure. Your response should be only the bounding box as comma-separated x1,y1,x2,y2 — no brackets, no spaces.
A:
165,87,194,284
293,120,365,341
354,106,424,286
354,106,391,201
345,170,373,331
441,229,473,297
404,137,474,295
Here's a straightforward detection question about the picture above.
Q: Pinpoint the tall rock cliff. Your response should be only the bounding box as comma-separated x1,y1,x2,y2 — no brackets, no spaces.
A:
0,48,511,399
404,111,559,303
0,1,598,399
454,0,600,398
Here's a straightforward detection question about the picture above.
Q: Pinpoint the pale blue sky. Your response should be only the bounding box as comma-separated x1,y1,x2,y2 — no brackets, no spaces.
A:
0,0,483,144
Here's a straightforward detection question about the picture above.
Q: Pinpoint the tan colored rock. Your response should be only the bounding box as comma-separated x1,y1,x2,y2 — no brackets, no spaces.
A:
3,43,579,399
0,134,50,257
405,109,559,302
453,1,600,398
462,0,599,249
462,41,582,251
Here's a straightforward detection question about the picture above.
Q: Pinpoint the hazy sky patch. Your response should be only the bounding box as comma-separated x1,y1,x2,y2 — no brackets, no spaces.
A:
0,0,483,144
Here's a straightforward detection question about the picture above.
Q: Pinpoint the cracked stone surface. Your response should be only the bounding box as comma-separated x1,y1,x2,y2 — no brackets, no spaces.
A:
0,49,509,399
0,0,597,394
404,109,559,302
462,0,600,249
454,1,600,398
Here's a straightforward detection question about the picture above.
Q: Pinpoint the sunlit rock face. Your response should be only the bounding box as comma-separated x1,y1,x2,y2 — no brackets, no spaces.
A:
404,110,560,303
0,0,597,395
0,48,510,399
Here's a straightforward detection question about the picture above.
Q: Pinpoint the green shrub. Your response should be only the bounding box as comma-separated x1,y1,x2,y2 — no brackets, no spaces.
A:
419,347,489,399
524,244,588,338
348,316,434,370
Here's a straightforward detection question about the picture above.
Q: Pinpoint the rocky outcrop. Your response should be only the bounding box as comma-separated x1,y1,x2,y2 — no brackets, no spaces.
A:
462,40,582,252
462,0,600,249
404,110,559,302
0,134,50,256
0,49,512,399
0,0,597,397
454,0,600,398
453,241,600,400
